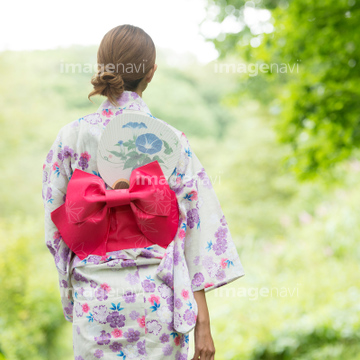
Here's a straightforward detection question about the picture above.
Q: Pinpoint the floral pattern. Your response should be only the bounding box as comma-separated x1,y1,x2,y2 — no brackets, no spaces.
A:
42,90,245,359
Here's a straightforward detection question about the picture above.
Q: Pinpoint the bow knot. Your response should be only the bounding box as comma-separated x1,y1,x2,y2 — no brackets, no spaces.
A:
105,188,131,208
51,160,179,260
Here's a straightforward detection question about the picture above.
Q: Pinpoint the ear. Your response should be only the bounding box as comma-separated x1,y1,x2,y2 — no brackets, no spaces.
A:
145,64,157,83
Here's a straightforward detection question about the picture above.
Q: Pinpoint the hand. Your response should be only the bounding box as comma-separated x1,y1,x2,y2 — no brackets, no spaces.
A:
191,320,216,360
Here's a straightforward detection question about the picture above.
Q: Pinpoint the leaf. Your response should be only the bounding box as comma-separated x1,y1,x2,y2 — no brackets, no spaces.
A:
124,157,140,170
107,150,123,158
163,140,173,155
152,155,164,163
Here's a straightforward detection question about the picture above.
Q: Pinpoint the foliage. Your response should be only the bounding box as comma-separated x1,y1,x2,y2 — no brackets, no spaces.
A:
204,0,360,181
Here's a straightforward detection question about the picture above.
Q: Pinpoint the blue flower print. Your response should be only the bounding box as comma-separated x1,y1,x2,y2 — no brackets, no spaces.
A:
110,302,124,311
136,133,163,155
86,312,94,322
185,147,192,157
122,122,147,129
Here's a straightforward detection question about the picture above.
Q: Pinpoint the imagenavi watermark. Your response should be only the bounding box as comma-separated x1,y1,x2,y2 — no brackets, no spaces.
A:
214,60,301,77
59,60,149,74
214,284,301,300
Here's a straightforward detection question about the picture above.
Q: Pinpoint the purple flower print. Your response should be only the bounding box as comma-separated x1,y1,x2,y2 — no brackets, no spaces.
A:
121,259,136,268
125,272,140,285
183,309,196,326
137,339,146,355
109,341,123,352
173,247,181,266
162,344,173,356
78,151,91,170
162,272,174,289
192,272,205,288
187,208,199,229
215,226,228,240
46,149,53,163
212,237,228,256
147,319,162,335
64,302,73,315
87,256,101,265
46,241,56,256
117,91,130,105
83,113,102,125
46,187,52,202
174,312,183,330
142,279,156,293
73,270,88,283
94,349,103,358
220,214,227,226
93,305,108,324
90,280,97,288
166,295,174,311
174,297,183,309
124,328,140,343
43,170,48,183
129,310,140,320
175,351,187,360
198,168,213,189
103,118,110,127
75,356,84,360
160,333,170,343
115,109,124,116
95,287,108,301
95,330,111,346
216,268,226,282
131,92,139,100
123,291,136,303
106,311,126,328
75,302,83,318
158,283,172,299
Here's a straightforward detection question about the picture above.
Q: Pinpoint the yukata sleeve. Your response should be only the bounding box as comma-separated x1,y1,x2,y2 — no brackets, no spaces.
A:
176,133,245,293
42,126,75,322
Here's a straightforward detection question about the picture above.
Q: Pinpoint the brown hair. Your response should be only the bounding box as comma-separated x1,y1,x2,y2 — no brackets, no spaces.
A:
88,24,156,106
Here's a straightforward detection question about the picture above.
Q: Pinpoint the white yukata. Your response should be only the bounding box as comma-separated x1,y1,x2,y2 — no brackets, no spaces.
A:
42,90,245,360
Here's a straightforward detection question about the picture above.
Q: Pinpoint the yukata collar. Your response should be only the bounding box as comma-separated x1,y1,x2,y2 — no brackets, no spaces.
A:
96,90,151,114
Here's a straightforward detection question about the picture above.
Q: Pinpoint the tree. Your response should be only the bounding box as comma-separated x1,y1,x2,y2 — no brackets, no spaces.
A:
203,0,360,181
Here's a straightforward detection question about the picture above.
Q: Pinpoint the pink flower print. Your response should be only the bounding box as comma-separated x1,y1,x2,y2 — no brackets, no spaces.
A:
100,283,111,293
174,335,181,346
148,295,160,305
82,303,90,313
178,229,186,239
181,289,189,300
176,177,181,184
80,151,91,161
102,109,113,118
137,315,146,328
220,258,228,269
52,161,59,170
204,282,214,288
78,151,91,170
111,328,123,338
42,163,46,170
189,190,198,201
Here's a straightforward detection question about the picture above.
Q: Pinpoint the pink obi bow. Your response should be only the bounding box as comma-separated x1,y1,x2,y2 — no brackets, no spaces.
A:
50,160,179,260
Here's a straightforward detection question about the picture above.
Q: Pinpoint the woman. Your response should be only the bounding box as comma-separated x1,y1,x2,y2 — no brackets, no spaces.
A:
42,24,245,360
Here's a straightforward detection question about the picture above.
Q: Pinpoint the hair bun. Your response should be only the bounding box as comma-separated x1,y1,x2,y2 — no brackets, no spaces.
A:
90,71,125,103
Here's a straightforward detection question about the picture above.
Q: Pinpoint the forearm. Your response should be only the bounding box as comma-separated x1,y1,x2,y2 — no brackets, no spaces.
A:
193,289,210,325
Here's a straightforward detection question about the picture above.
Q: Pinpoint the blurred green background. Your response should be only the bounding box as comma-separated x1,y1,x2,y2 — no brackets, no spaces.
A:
1,0,360,359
